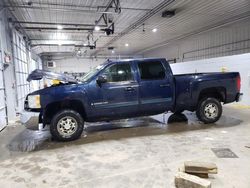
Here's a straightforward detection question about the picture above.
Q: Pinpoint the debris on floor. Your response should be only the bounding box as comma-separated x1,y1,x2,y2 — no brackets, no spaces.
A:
184,161,218,177
244,144,250,148
175,172,211,188
175,161,218,188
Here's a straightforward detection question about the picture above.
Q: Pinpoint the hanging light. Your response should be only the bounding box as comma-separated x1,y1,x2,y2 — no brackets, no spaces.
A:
152,28,157,32
94,25,100,31
57,25,63,30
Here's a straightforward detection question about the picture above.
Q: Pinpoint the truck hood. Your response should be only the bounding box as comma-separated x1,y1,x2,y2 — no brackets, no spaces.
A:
27,69,77,83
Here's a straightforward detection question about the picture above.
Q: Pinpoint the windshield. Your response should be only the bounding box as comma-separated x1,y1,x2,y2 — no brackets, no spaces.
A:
80,64,104,82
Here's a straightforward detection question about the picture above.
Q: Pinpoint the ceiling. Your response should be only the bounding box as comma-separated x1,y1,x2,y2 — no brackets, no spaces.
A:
3,0,250,58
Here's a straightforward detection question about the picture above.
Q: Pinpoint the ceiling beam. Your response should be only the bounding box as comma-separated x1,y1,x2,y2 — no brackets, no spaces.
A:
96,0,121,26
21,27,98,31
11,21,106,28
1,2,150,12
92,0,175,56
31,44,94,48
30,38,84,42
3,5,116,15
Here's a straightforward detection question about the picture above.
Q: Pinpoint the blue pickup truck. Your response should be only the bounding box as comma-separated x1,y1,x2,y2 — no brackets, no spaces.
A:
21,58,242,141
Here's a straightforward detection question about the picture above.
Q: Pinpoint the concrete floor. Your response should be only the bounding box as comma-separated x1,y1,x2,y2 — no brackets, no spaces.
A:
0,105,250,188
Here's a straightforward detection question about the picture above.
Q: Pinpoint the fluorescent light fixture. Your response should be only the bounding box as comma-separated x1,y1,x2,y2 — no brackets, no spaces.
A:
94,25,100,31
57,40,62,46
112,50,115,54
152,28,157,32
57,25,63,30
125,43,129,47
53,32,67,40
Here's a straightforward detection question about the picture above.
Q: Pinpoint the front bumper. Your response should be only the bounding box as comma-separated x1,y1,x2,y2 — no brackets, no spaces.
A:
20,111,40,130
236,93,243,102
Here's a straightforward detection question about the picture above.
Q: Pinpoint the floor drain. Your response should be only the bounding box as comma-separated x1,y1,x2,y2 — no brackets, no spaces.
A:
211,148,238,158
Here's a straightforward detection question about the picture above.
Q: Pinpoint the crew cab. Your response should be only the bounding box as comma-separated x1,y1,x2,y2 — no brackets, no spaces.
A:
21,58,243,141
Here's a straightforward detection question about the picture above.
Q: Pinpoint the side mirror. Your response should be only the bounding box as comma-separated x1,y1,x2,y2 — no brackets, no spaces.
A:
96,75,107,86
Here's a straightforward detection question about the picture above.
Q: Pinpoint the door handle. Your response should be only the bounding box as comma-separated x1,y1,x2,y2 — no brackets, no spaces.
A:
125,87,135,91
160,84,170,87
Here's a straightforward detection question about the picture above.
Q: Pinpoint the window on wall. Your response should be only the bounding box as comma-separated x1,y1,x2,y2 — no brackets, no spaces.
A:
12,30,30,112
103,63,133,82
138,61,165,80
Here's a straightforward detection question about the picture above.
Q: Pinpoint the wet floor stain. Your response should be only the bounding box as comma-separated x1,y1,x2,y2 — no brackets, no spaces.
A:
5,112,243,154
0,107,249,188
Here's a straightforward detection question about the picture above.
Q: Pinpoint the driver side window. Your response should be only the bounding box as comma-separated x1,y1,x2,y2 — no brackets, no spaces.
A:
103,63,133,82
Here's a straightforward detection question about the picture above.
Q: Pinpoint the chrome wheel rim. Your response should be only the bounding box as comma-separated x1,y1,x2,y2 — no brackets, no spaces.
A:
204,103,218,119
57,116,78,137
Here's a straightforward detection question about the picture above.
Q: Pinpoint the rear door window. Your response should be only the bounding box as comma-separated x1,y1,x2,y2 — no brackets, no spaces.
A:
138,61,165,80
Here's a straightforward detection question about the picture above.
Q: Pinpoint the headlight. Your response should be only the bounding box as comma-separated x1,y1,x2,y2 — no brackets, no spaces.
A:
28,95,41,109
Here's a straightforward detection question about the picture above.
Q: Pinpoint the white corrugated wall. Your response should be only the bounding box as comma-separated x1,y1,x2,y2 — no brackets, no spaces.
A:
0,8,43,127
143,18,250,62
170,53,250,105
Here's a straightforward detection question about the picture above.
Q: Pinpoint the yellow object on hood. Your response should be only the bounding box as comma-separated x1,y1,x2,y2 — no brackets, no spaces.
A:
52,79,60,85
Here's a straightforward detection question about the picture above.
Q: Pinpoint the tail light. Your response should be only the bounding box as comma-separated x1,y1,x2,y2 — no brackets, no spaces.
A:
236,75,241,92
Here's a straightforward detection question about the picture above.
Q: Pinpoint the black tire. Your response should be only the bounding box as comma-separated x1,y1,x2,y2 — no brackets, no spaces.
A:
174,110,184,114
196,97,222,124
50,109,84,141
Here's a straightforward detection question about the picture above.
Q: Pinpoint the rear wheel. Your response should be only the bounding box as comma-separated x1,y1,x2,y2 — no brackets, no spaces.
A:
174,110,184,114
50,109,84,141
196,97,222,124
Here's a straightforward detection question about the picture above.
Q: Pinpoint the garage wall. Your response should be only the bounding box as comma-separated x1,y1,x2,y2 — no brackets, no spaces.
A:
0,8,16,125
43,57,107,73
12,30,31,113
142,18,250,62
170,53,250,105
12,36,43,113
0,38,7,131
0,8,42,126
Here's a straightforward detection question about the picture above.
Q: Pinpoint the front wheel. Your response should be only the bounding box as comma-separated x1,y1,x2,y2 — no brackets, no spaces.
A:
50,110,84,141
196,97,222,124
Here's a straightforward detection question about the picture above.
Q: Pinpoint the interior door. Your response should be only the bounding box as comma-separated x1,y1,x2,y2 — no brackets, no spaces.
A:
136,60,174,114
90,62,139,119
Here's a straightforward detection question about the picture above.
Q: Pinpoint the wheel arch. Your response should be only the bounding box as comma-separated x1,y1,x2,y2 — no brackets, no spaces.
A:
43,100,86,125
198,87,226,103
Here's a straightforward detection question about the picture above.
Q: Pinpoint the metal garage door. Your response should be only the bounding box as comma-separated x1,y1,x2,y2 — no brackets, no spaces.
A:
0,49,7,130
12,30,30,113
30,58,42,91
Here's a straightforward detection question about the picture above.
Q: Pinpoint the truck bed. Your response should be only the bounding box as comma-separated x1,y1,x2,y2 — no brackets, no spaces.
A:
173,72,240,112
